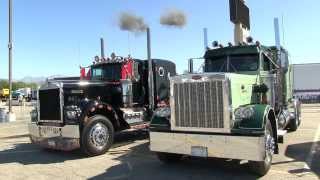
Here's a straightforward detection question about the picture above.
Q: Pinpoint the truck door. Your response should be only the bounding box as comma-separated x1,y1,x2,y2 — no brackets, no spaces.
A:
260,53,276,107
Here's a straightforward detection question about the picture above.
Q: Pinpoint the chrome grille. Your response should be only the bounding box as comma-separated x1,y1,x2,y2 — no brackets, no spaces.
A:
173,79,225,130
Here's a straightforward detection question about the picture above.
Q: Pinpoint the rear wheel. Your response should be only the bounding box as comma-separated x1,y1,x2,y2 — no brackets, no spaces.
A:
156,152,182,163
81,115,114,156
288,115,299,131
288,101,301,131
249,120,275,176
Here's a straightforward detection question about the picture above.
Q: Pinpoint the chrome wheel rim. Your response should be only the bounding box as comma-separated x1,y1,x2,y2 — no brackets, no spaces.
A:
89,123,109,149
265,130,275,164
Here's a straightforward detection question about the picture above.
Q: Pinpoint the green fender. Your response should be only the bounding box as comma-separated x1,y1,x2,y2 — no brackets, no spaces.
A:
237,104,274,130
236,104,279,154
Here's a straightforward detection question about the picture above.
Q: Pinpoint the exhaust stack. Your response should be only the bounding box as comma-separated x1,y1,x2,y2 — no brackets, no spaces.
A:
274,18,281,50
100,38,105,59
203,28,208,51
147,28,154,110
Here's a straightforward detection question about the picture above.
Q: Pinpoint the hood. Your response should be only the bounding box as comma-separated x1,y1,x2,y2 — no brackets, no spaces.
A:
41,80,123,107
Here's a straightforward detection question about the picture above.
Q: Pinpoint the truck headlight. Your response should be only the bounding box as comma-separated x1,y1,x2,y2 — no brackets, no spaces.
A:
154,107,171,117
234,106,254,119
66,110,78,120
30,109,38,122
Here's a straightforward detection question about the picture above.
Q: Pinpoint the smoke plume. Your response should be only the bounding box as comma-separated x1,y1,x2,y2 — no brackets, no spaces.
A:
160,9,187,28
118,12,148,33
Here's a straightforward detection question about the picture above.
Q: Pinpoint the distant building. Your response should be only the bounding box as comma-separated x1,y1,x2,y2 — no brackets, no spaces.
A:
293,63,320,103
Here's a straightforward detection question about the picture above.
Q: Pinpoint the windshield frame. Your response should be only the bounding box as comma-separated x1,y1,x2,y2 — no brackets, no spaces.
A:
90,63,122,81
204,54,260,73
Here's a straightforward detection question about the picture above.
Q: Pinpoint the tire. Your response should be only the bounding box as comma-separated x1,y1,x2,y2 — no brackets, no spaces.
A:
288,101,301,131
288,116,298,131
249,120,275,176
156,152,182,163
81,115,114,156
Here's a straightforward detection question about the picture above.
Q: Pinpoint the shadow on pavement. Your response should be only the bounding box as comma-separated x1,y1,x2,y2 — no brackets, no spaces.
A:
0,134,30,139
90,142,259,180
276,141,320,178
0,142,85,165
0,130,149,165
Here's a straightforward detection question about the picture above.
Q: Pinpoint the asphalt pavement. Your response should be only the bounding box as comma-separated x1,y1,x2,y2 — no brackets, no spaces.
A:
0,104,319,180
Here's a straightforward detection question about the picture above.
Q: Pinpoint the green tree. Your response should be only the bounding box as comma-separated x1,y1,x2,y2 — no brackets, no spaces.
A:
0,80,9,89
0,80,40,91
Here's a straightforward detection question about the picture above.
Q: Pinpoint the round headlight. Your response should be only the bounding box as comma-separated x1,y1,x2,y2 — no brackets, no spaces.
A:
31,110,37,118
66,110,77,120
234,107,254,119
154,107,171,118
30,109,38,122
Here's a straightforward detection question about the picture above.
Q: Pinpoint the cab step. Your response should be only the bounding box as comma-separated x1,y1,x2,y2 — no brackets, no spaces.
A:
277,130,287,143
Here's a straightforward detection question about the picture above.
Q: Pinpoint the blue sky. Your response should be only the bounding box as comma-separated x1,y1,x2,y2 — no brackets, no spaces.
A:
0,0,319,79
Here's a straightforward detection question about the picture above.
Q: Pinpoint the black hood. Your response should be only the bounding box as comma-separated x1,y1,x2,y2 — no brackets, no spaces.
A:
60,80,123,107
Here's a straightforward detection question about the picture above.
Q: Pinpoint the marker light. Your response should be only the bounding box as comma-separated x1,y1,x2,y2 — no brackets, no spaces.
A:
246,36,253,43
212,41,219,47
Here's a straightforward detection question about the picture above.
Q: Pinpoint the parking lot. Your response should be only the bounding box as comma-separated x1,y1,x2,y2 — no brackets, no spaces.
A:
0,104,319,180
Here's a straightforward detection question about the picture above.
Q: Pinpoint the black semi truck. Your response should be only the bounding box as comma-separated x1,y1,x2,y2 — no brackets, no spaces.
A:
29,32,176,156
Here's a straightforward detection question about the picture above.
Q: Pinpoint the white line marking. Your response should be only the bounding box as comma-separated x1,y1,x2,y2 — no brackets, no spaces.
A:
304,123,320,170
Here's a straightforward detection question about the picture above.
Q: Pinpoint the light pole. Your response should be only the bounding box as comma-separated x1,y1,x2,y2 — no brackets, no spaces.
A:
7,0,15,122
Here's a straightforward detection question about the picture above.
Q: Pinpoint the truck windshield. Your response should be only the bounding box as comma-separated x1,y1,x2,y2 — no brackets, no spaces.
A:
91,64,122,81
205,54,259,72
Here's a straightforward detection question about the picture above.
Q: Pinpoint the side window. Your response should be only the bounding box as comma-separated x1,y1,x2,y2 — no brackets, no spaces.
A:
93,68,102,77
263,54,271,71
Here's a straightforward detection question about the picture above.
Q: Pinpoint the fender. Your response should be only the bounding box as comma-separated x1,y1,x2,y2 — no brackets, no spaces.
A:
237,104,279,154
79,100,129,131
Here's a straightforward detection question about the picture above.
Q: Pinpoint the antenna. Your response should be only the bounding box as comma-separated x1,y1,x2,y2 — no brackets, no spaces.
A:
77,42,81,67
127,32,131,55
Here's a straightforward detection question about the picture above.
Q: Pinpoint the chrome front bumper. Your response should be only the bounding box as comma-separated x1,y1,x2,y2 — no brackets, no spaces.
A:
28,123,80,151
150,132,266,161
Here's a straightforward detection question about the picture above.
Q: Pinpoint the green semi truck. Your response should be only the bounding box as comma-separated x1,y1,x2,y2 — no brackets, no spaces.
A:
149,0,301,176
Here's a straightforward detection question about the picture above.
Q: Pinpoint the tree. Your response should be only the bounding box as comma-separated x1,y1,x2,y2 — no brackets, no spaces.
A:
0,80,39,91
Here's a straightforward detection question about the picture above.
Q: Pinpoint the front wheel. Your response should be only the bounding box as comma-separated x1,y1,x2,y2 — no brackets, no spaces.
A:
81,115,114,156
249,120,275,176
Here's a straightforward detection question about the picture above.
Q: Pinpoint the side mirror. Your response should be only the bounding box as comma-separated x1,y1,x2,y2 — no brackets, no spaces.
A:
188,59,193,74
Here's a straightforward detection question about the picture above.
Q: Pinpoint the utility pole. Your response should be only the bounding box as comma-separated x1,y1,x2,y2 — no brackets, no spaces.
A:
7,0,15,122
